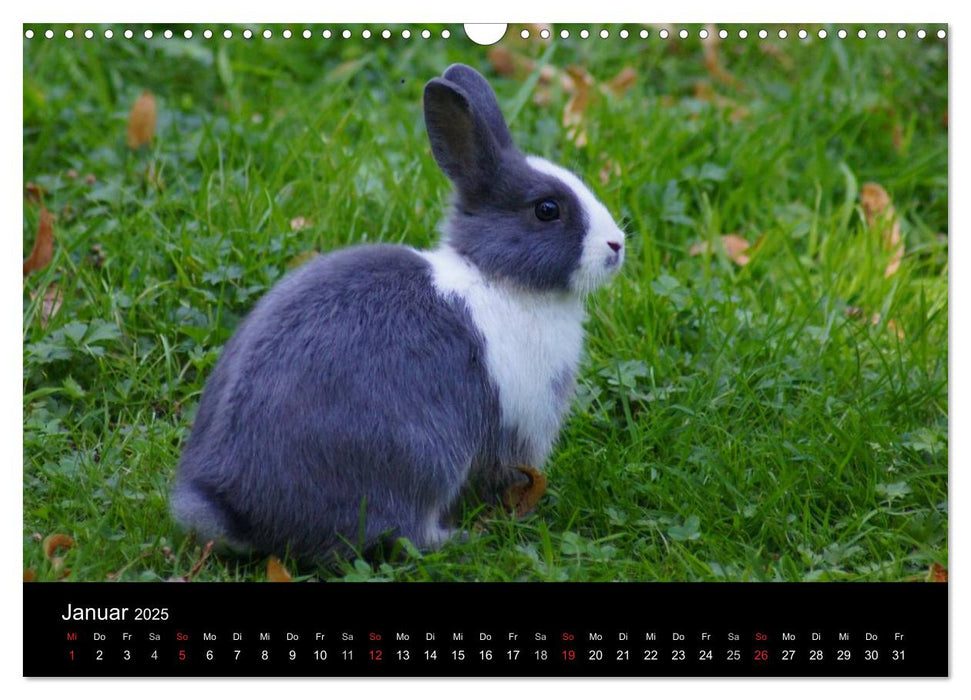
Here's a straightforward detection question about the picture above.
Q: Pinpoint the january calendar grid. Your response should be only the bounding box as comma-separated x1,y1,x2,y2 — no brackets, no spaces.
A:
22,21,949,679
24,583,947,676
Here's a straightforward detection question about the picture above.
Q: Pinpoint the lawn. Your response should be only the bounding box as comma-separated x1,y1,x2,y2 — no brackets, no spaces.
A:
23,24,948,582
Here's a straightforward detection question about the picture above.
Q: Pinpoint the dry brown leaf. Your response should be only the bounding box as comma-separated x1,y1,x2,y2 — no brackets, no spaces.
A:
487,45,516,77
126,90,157,149
25,182,45,206
24,568,36,582
29,283,64,328
702,24,742,88
562,66,596,148
502,465,548,518
722,235,752,265
290,216,313,232
860,182,904,277
42,533,74,572
860,181,892,217
690,234,752,265
267,555,293,582
23,208,55,276
927,562,948,582
486,45,535,80
603,66,637,98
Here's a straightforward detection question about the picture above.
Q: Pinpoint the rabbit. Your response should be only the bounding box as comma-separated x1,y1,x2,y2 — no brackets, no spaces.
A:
170,64,626,561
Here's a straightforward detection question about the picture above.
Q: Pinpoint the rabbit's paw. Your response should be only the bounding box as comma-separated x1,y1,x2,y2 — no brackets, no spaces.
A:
501,465,547,518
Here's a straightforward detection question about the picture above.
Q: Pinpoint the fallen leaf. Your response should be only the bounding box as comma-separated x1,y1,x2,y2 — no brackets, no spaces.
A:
702,24,742,88
126,90,157,149
562,66,596,147
487,45,516,77
722,235,752,265
23,208,55,276
267,555,293,582
690,234,752,265
42,533,74,573
29,283,64,327
290,216,313,232
25,182,45,206
502,465,548,518
927,562,947,582
24,568,36,582
860,182,904,277
603,66,637,98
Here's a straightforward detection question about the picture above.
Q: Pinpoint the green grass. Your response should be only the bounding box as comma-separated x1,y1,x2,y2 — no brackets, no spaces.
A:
23,24,947,582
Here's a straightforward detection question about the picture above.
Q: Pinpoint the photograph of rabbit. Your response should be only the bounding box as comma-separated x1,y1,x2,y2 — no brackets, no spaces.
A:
23,24,947,583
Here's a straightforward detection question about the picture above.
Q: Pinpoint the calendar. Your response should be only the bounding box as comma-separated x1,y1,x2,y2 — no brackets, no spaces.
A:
24,583,946,676
22,19,949,682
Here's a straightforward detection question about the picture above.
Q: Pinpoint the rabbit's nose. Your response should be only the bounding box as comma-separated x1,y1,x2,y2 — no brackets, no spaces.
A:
607,240,622,253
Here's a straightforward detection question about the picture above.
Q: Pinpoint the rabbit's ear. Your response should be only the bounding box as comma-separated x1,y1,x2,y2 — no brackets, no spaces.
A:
424,77,502,198
442,64,514,150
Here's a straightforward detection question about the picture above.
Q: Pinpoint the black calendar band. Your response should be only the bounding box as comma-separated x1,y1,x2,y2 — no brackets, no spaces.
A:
24,582,947,677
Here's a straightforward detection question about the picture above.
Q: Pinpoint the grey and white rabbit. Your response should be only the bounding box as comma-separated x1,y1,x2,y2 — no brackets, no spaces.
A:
171,64,625,560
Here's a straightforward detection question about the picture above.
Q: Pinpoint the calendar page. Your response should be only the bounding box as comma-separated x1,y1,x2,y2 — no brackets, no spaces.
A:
21,20,948,678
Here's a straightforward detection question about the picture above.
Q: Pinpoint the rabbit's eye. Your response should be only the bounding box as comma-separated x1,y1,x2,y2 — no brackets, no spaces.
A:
534,199,560,222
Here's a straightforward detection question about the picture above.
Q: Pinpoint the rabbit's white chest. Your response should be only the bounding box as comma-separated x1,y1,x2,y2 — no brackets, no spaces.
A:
421,247,585,466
